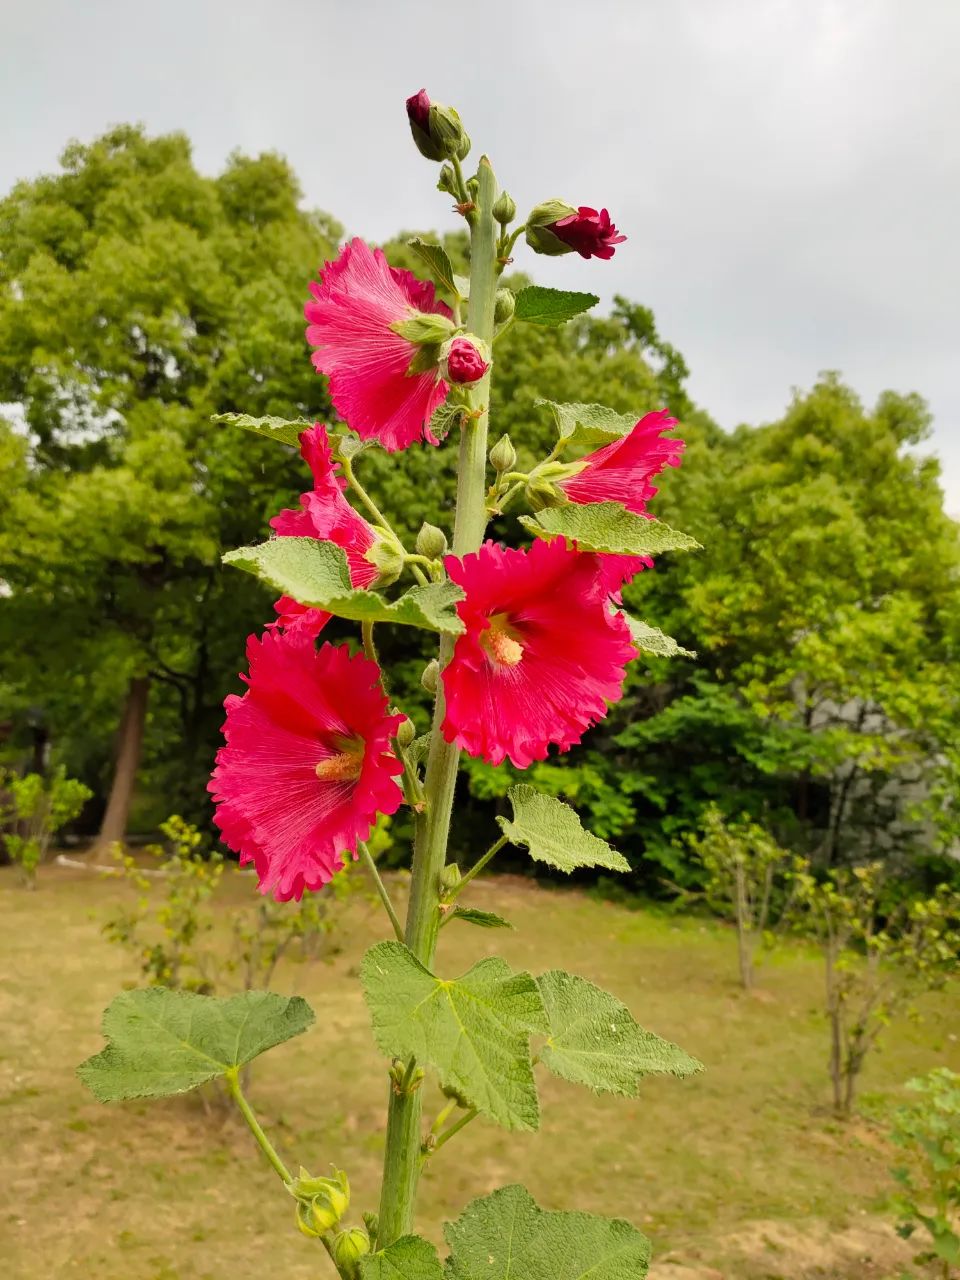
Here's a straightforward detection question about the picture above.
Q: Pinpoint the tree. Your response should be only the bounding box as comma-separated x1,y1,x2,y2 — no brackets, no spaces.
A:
0,127,341,840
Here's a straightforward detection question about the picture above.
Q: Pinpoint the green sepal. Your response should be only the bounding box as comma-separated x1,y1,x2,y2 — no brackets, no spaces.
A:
211,412,313,448
77,988,314,1101
520,502,701,557
223,539,465,634
513,285,599,327
498,784,630,874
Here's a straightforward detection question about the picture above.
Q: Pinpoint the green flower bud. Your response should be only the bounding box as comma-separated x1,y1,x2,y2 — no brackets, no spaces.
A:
524,478,567,511
437,163,457,195
489,434,517,474
493,288,515,325
391,311,457,346
366,529,405,588
432,103,471,161
440,862,462,891
331,1227,371,1277
396,718,416,749
421,660,439,695
492,191,517,225
292,1167,350,1234
416,522,448,560
524,198,578,257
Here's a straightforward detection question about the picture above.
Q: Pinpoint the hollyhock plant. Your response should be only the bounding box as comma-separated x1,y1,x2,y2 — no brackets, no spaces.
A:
441,538,636,768
305,238,453,452
82,89,704,1280
558,408,684,513
269,424,380,637
209,629,404,902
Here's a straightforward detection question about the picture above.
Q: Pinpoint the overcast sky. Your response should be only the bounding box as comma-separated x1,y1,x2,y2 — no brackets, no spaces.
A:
4,0,958,511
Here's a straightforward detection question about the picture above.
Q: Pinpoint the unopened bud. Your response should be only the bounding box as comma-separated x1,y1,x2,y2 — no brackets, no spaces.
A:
293,1167,350,1234
437,163,457,195
331,1227,371,1277
524,478,566,511
492,191,517,225
406,89,471,163
494,288,515,325
440,335,490,385
421,659,439,695
440,863,462,891
489,435,517,474
396,718,416,749
392,311,457,346
416,522,448,560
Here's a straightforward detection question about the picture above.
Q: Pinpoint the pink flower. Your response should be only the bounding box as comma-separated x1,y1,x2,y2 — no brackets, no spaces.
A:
405,87,431,131
441,539,635,768
209,631,404,901
558,408,684,598
558,409,683,514
304,238,452,452
268,424,378,638
550,207,626,260
444,336,489,384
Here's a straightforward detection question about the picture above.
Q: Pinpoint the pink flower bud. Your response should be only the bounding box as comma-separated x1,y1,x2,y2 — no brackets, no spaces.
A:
444,337,489,384
405,88,431,131
548,206,626,260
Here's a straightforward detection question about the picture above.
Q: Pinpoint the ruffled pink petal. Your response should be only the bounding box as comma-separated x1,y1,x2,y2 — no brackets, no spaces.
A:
558,409,684,515
209,632,404,900
304,238,451,452
441,539,634,768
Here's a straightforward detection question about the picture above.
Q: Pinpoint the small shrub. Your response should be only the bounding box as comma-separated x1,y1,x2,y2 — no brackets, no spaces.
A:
0,766,91,887
889,1067,960,1278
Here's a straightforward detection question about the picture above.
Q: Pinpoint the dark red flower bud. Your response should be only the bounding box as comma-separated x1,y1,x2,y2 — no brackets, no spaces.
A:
405,88,431,132
548,207,626,260
442,336,490,384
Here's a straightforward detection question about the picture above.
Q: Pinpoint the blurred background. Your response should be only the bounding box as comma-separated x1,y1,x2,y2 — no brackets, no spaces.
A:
2,4,958,1279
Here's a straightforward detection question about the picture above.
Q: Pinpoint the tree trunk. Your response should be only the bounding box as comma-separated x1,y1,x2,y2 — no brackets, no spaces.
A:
94,676,149,855
734,863,753,990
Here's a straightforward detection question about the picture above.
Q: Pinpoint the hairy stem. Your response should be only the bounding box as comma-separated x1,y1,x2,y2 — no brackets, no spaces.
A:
376,155,500,1249
358,840,404,943
225,1069,292,1186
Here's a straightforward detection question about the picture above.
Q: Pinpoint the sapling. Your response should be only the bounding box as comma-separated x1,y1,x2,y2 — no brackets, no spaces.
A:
794,862,960,1117
683,805,798,990
890,1067,960,1279
80,90,705,1276
0,765,91,888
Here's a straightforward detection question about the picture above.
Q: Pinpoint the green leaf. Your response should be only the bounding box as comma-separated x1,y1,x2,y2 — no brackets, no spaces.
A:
453,273,471,299
535,399,638,447
361,1236,443,1280
537,970,702,1096
211,412,312,448
408,238,462,299
514,286,599,327
625,616,696,660
77,989,314,1102
520,502,701,557
498,784,630,874
360,941,547,1131
223,539,465,634
428,399,468,443
448,907,514,930
444,1183,651,1279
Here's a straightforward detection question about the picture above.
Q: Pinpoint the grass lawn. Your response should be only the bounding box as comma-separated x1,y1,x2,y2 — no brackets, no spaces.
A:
2,861,957,1279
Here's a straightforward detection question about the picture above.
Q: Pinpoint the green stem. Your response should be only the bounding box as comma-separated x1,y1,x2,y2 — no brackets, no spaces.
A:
445,835,507,902
225,1069,292,1186
358,840,404,943
427,1107,479,1156
376,155,500,1249
361,620,378,665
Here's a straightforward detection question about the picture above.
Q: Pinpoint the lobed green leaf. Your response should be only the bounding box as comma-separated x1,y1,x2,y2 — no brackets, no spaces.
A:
498,784,630,874
223,538,465,634
535,399,638,447
77,988,314,1102
520,502,701,557
361,1235,443,1280
625,616,696,659
444,1183,651,1279
211,412,313,448
408,238,462,300
537,970,702,1096
514,286,599,327
360,941,547,1131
